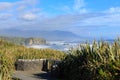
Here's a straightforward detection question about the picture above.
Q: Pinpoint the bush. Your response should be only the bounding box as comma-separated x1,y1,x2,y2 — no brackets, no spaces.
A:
59,40,120,80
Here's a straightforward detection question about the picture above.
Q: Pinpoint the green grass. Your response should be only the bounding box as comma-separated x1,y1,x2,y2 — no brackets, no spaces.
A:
0,39,65,80
59,39,120,80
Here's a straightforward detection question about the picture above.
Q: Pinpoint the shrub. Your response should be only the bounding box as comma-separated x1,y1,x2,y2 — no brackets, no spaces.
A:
59,40,120,80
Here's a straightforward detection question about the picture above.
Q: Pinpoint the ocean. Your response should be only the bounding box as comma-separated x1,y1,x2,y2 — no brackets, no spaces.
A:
27,39,113,51
27,41,80,51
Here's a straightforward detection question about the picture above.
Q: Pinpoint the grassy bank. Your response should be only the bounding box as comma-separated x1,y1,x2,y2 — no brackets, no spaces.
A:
0,40,65,80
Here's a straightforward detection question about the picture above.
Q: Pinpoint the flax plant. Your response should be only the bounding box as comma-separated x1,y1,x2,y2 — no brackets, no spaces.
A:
59,39,120,80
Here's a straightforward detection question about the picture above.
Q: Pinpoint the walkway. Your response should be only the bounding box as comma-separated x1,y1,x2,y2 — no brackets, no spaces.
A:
13,71,57,80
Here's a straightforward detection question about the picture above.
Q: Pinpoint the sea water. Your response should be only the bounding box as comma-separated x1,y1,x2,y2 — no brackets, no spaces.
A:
27,41,79,51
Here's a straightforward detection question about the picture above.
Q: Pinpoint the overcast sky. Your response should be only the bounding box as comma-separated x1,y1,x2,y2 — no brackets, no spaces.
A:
0,0,120,39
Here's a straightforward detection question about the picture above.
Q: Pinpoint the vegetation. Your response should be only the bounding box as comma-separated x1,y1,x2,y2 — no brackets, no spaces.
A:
59,39,120,80
0,36,46,45
1,37,120,80
0,39,65,80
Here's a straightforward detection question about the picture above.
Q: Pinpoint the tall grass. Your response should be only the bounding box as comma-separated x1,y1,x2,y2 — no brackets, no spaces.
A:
0,40,65,80
59,40,120,80
0,40,15,80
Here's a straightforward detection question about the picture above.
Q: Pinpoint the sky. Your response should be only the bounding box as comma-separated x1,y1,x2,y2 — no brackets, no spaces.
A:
0,0,120,39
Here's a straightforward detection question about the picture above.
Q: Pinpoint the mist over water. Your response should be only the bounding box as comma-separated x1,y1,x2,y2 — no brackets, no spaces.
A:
27,41,80,51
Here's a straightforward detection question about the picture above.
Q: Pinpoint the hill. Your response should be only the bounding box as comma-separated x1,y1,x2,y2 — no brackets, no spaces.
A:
0,29,81,41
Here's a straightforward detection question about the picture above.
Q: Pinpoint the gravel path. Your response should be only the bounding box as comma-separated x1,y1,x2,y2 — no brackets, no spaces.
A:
13,71,57,80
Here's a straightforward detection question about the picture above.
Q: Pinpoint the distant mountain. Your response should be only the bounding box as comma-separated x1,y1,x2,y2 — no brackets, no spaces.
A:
0,29,81,41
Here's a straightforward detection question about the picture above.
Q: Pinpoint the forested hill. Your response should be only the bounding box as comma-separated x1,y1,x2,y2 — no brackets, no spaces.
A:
0,36,46,45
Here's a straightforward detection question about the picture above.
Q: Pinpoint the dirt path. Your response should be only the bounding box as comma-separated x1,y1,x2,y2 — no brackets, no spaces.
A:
13,71,56,80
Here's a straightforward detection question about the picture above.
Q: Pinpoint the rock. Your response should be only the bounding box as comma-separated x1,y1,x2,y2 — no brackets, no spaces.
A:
15,59,46,71
25,38,46,46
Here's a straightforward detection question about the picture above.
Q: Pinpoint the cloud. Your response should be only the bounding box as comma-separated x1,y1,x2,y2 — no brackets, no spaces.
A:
15,0,39,7
19,13,37,21
73,0,87,13
16,13,104,30
53,0,88,14
16,5,26,11
105,7,120,13
0,12,120,39
0,2,13,10
0,0,41,20
74,0,85,10
59,6,71,13
0,0,120,38
22,0,39,6
0,13,12,20
33,11,120,38
80,7,120,27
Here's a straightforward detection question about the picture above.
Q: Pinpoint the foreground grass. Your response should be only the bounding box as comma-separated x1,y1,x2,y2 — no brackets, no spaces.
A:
59,39,120,80
1,38,120,80
0,40,65,80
